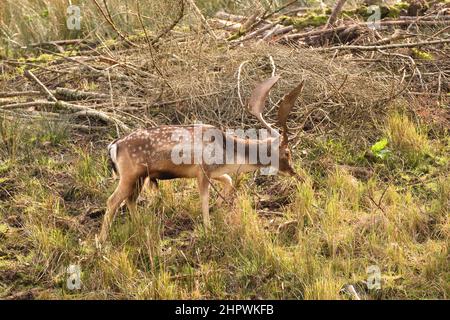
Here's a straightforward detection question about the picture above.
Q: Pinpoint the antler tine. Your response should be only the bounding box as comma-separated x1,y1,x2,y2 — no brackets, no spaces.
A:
247,75,281,135
277,81,304,143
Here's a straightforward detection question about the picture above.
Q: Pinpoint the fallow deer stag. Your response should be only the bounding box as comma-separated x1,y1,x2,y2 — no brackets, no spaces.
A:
99,76,303,243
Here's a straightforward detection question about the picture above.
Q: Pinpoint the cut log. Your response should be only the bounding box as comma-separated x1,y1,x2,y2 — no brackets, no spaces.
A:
215,11,246,22
55,88,111,101
209,18,242,32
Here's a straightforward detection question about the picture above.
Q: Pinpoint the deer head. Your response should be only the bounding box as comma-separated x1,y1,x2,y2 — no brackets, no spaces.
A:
248,76,304,178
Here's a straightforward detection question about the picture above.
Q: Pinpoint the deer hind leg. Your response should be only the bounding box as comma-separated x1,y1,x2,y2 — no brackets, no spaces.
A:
125,176,145,223
213,174,233,206
99,178,135,243
197,173,211,229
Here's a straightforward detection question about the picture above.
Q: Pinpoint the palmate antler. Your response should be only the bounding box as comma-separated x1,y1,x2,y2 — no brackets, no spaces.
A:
247,75,280,136
277,81,304,145
247,76,304,142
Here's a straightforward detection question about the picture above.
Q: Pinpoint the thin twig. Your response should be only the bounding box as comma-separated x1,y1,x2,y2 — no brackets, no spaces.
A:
186,0,218,39
136,0,174,91
150,0,185,45
92,0,139,47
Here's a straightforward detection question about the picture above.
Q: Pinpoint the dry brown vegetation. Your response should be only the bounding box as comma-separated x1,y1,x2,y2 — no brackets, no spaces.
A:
0,0,449,299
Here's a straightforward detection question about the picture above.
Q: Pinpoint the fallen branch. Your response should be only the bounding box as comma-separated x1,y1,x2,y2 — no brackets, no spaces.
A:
215,11,246,23
71,109,128,131
240,10,262,34
280,6,310,17
0,91,41,98
258,24,283,43
55,87,111,101
0,99,24,106
271,25,294,37
399,15,450,21
27,39,94,53
371,29,410,45
317,38,450,52
231,21,277,44
28,39,87,47
0,100,129,131
210,18,242,32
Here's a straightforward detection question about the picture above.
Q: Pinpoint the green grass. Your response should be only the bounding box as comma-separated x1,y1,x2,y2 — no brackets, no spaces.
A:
0,115,448,299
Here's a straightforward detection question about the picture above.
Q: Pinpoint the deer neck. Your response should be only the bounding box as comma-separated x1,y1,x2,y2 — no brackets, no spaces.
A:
225,134,279,172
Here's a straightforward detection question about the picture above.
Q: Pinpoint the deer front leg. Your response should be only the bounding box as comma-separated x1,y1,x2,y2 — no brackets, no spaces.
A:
213,174,233,206
197,173,211,229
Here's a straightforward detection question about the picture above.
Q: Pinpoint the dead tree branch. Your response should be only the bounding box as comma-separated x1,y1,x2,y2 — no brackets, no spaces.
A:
324,0,347,28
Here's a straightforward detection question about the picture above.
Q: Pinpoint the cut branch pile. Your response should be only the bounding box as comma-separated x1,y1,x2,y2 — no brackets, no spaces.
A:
210,1,449,48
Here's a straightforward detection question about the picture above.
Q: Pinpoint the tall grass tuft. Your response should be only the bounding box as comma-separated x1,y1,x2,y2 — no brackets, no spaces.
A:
386,113,430,166
0,0,216,47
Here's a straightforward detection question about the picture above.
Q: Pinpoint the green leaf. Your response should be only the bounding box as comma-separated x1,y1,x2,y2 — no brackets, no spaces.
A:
371,138,388,153
370,138,391,159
